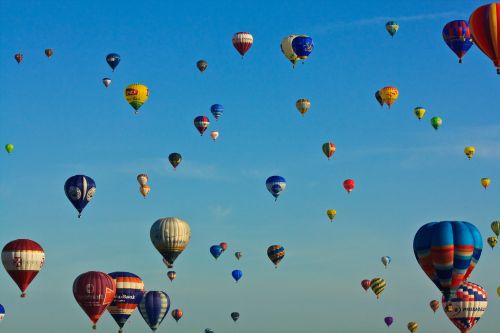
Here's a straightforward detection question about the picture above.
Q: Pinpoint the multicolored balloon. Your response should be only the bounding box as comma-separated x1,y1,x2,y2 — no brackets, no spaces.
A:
2,239,45,297
414,107,426,120
102,78,111,88
491,221,500,236
267,245,285,268
326,209,337,222
291,35,314,60
266,176,287,201
296,98,311,116
361,279,371,291
431,116,442,130
14,53,23,64
407,322,418,333
150,217,191,268
167,271,176,282
197,60,208,73
235,252,242,260
232,32,253,57
469,3,500,74
168,153,182,170
210,245,223,260
487,236,498,249
210,104,223,120
0,304,4,322
139,291,171,331
137,174,148,186
430,300,440,313
381,256,391,268
44,48,54,58
231,311,240,322
194,116,210,136
107,272,144,333
124,84,149,114
73,271,116,329
322,142,336,160
343,179,355,194
480,178,490,189
379,86,399,108
140,185,150,198
232,269,243,282
106,53,121,71
64,175,96,218
370,278,386,299
413,221,483,300
385,21,399,37
442,20,474,63
442,281,488,333
5,144,14,154
172,309,183,322
384,316,393,327
464,146,475,159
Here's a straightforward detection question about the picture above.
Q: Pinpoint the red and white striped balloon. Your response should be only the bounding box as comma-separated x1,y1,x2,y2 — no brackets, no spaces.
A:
232,32,253,57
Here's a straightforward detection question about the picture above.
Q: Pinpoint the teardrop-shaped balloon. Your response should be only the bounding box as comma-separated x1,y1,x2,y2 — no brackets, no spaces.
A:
140,185,150,198
168,153,182,170
171,308,183,322
231,312,240,322
232,32,253,57
167,271,176,282
107,272,144,332
235,252,242,260
384,316,393,327
379,86,399,108
106,53,121,71
381,256,391,268
361,279,371,291
430,300,440,313
491,221,500,236
480,178,490,189
487,236,498,249
296,98,311,116
137,174,148,186
386,21,399,37
210,245,223,259
291,35,314,60
266,176,287,201
2,239,45,297
431,116,442,130
322,142,336,160
220,242,228,252
442,20,473,63
210,104,223,120
370,278,386,299
375,91,383,107
197,60,208,73
464,146,475,159
407,322,418,333
281,35,299,66
124,84,149,114
44,48,54,58
210,131,219,141
194,116,210,135
343,179,355,193
414,107,426,120
102,78,111,88
138,291,171,331
326,209,336,222
231,269,243,282
267,245,285,268
64,175,96,218
5,143,14,154
14,53,23,64
150,217,191,268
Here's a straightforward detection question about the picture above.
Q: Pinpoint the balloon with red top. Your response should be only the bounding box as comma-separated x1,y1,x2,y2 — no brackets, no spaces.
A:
232,32,253,57
343,179,355,193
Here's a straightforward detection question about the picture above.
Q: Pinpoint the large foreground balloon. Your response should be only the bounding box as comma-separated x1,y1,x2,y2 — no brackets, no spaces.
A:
386,21,399,37
64,175,96,218
107,272,144,333
231,311,239,322
469,3,500,74
267,245,285,268
442,20,474,63
232,32,253,57
370,278,386,299
413,221,483,300
442,281,488,333
73,271,116,329
2,239,45,297
266,176,287,201
384,316,393,327
296,98,311,116
210,245,223,259
194,116,210,135
210,104,223,120
151,217,191,268
124,84,149,114
168,153,182,170
379,86,399,108
106,53,121,71
139,291,171,331
491,221,500,236
197,60,208,73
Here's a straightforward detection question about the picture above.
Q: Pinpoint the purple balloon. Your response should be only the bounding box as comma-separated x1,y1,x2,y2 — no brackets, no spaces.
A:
384,316,393,327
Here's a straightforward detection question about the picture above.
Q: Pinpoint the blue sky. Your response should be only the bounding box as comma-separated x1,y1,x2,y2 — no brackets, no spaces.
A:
1,0,499,332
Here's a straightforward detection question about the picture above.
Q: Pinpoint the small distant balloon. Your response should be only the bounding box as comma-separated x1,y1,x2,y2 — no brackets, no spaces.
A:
413,107,426,120
379,86,399,108
0,304,4,322
361,279,371,291
430,300,440,313
102,78,111,88
385,21,399,37
491,221,500,236
168,153,182,170
381,256,391,268
343,179,355,194
296,98,311,116
370,278,386,299
14,53,23,64
235,252,242,260
322,142,336,160
231,312,240,322
194,116,210,135
5,144,14,154
430,116,442,130
210,245,223,260
172,309,183,322
266,176,287,201
442,20,473,63
326,209,336,222
167,271,176,282
375,91,383,107
487,236,498,249
137,174,148,186
232,269,243,282
64,175,96,218
464,146,475,159
267,245,285,268
210,104,224,120
210,131,219,141
220,242,228,252
139,185,150,198
481,177,490,189
44,48,54,58
106,53,120,71
407,322,418,333
384,316,393,327
197,60,208,73
232,32,253,57
124,84,149,114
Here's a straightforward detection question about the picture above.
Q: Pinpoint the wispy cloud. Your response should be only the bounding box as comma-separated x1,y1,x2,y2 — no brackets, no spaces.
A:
209,205,233,219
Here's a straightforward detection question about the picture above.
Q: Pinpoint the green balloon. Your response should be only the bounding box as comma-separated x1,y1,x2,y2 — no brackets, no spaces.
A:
430,117,442,130
492,221,500,236
5,143,14,153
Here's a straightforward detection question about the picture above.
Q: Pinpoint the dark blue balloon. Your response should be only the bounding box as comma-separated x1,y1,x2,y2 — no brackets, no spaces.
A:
106,53,121,71
210,104,224,120
291,36,314,59
64,175,96,218
210,245,223,259
205,329,214,333
231,269,242,282
138,291,170,331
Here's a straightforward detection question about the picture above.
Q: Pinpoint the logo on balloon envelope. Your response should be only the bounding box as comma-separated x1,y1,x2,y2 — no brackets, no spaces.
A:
126,89,138,96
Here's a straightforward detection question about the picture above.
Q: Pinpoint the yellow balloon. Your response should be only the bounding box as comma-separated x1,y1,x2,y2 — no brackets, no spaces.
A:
464,146,475,159
125,84,149,113
497,286,500,297
140,185,150,198
407,322,418,333
487,236,497,249
379,86,399,108
481,178,490,189
296,98,311,116
326,209,337,222
413,107,426,120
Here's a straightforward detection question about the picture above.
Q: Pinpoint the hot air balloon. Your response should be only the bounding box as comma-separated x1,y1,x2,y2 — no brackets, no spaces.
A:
266,176,287,201
296,98,311,116
44,48,54,58
64,175,96,218
361,279,371,291
469,3,500,74
322,142,336,160
150,217,191,268
210,131,219,141
291,35,314,61
167,271,176,282
231,312,240,322
431,117,442,130
168,153,182,170
2,239,45,297
267,245,285,268
491,221,500,236
326,209,337,222
124,84,149,114
5,144,14,154
205,329,214,333
281,35,300,67
343,179,355,194
210,104,223,120
370,278,386,299
379,86,399,108
381,256,391,268
414,107,426,120
103,78,111,88
232,32,253,57
220,242,228,252
442,20,474,63
464,146,475,159
430,300,440,313
106,53,121,71
232,269,243,282
137,174,148,186
442,281,488,333
375,91,383,107
235,252,242,260
140,185,150,198
139,291,170,331
73,271,116,329
407,322,418,333
107,272,144,333
384,316,393,327
197,60,208,73
14,53,23,64
172,309,183,322
210,245,223,260
480,178,490,189
497,286,500,297
386,21,399,37
487,236,498,249
194,116,210,135
413,221,483,300
0,304,4,322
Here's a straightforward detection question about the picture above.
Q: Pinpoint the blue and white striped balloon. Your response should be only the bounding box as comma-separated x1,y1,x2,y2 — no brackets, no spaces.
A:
265,176,287,201
139,291,170,331
210,104,224,120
